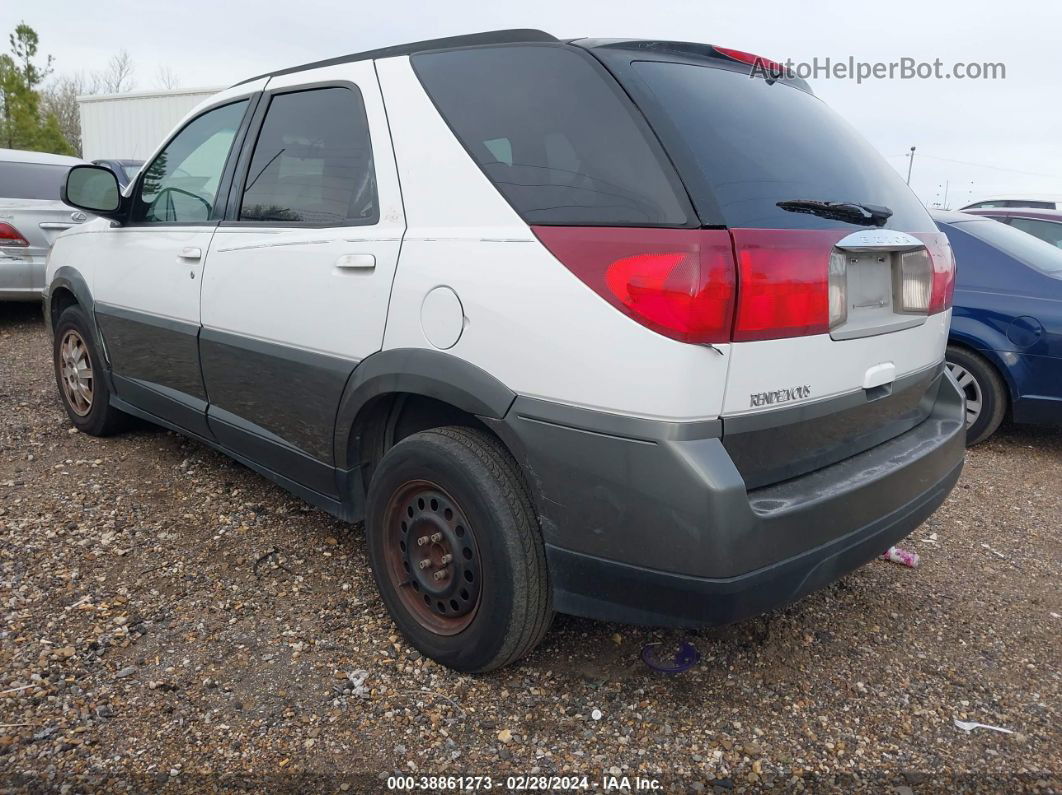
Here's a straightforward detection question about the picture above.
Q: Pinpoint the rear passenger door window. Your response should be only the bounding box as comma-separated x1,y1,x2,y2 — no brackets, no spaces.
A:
239,86,377,225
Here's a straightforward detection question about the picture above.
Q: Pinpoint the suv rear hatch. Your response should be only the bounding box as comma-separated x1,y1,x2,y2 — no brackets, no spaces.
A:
579,41,955,487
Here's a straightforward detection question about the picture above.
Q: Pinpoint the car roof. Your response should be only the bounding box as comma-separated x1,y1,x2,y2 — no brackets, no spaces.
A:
960,195,1062,208
964,207,1062,222
931,209,990,224
0,147,85,166
234,29,558,86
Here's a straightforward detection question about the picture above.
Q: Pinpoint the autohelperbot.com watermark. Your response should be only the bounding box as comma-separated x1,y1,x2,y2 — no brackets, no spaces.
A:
750,56,1006,83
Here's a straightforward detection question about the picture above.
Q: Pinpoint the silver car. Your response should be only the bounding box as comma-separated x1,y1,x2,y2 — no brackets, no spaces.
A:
1,148,90,301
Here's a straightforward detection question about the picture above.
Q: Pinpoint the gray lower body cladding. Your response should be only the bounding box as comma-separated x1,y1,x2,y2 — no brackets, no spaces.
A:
497,368,966,627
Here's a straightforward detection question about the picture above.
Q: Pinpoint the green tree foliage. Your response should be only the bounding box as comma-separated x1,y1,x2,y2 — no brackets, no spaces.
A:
0,22,74,155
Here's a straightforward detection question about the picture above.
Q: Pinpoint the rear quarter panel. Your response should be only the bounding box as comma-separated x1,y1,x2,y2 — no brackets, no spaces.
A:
374,55,731,421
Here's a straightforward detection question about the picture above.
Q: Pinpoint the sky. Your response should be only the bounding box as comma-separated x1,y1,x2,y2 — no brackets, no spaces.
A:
4,0,1059,208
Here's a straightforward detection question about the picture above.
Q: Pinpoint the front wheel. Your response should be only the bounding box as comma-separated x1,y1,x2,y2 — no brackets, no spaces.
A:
945,345,1007,446
53,305,126,436
365,426,552,672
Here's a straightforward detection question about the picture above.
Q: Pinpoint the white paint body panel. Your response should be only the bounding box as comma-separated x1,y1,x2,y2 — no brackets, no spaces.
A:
376,56,731,421
201,62,404,361
420,286,465,350
56,82,268,327
721,312,949,416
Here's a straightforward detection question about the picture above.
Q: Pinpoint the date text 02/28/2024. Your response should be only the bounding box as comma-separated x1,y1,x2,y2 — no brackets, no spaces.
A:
385,774,663,791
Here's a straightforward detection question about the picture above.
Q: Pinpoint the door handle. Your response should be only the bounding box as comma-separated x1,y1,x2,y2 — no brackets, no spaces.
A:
39,222,74,230
335,253,376,270
178,247,202,261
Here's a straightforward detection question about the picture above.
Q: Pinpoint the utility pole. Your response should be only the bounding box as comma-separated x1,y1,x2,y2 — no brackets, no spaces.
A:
906,146,916,185
942,180,950,209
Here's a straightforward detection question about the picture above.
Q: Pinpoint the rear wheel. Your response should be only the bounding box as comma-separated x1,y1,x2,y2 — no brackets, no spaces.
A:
53,305,126,436
945,345,1007,446
365,426,552,672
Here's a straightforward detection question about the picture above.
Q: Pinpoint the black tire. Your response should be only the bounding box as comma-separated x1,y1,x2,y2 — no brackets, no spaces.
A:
53,305,126,436
946,344,1007,446
365,426,552,672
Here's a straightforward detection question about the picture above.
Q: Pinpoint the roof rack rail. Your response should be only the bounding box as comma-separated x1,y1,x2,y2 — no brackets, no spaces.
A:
232,28,557,86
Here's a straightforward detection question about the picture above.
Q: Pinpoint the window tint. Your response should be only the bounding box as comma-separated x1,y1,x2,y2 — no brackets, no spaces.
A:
413,45,691,226
957,218,1062,276
1005,200,1054,208
239,87,377,225
1009,217,1062,248
0,162,70,200
134,100,247,223
628,60,935,231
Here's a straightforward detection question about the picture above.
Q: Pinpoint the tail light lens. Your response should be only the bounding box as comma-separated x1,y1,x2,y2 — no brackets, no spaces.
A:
912,232,956,314
928,241,956,313
0,222,29,247
896,249,933,313
713,46,785,76
730,229,844,342
828,251,847,328
531,227,736,344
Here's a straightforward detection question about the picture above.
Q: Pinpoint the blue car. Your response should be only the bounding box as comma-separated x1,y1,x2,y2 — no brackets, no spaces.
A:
934,210,1062,444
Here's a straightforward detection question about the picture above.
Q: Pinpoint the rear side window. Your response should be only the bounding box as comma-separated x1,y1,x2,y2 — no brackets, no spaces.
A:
0,162,70,200
1002,200,1054,209
627,60,935,231
413,45,692,226
1010,217,1062,248
239,86,377,225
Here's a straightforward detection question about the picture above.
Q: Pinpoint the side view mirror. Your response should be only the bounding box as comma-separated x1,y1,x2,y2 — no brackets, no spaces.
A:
62,165,123,219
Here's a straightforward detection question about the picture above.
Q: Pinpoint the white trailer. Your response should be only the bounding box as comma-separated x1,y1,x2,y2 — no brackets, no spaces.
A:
77,87,222,162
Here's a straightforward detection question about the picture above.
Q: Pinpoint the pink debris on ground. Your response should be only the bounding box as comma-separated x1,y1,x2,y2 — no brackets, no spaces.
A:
881,546,920,568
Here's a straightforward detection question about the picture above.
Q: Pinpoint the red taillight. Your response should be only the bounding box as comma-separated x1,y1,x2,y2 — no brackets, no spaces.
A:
535,226,949,345
927,236,955,313
0,222,29,247
531,226,737,344
713,46,784,75
730,229,846,342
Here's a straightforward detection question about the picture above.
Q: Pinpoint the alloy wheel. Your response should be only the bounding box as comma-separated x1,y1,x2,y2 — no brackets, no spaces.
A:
59,330,94,417
946,361,982,428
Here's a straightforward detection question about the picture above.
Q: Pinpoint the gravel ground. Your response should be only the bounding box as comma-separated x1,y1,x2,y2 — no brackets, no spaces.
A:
1,302,1060,793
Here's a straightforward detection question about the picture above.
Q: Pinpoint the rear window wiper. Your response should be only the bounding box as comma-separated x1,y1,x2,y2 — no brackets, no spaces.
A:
776,199,893,227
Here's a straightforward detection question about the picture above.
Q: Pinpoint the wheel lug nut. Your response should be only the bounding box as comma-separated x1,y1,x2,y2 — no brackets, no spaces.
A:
418,560,430,570
430,532,442,543
433,570,446,581
417,536,429,546
439,553,452,564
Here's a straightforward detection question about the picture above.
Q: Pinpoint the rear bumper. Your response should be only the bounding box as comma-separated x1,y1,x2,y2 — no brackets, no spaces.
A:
498,367,966,627
0,251,45,299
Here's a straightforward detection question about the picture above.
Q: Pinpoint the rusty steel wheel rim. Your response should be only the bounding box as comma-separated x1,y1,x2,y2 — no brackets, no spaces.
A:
382,480,482,635
58,330,93,417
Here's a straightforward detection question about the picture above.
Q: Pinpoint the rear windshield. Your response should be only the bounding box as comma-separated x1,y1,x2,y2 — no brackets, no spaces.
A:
628,60,935,231
956,218,1062,277
0,161,70,200
412,45,692,226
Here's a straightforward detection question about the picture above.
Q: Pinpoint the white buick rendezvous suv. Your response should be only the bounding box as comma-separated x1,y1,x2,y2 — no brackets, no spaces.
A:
46,30,965,672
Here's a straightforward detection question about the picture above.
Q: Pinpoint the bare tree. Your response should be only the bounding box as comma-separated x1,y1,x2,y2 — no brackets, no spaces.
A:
155,65,180,90
42,48,144,156
96,50,135,94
